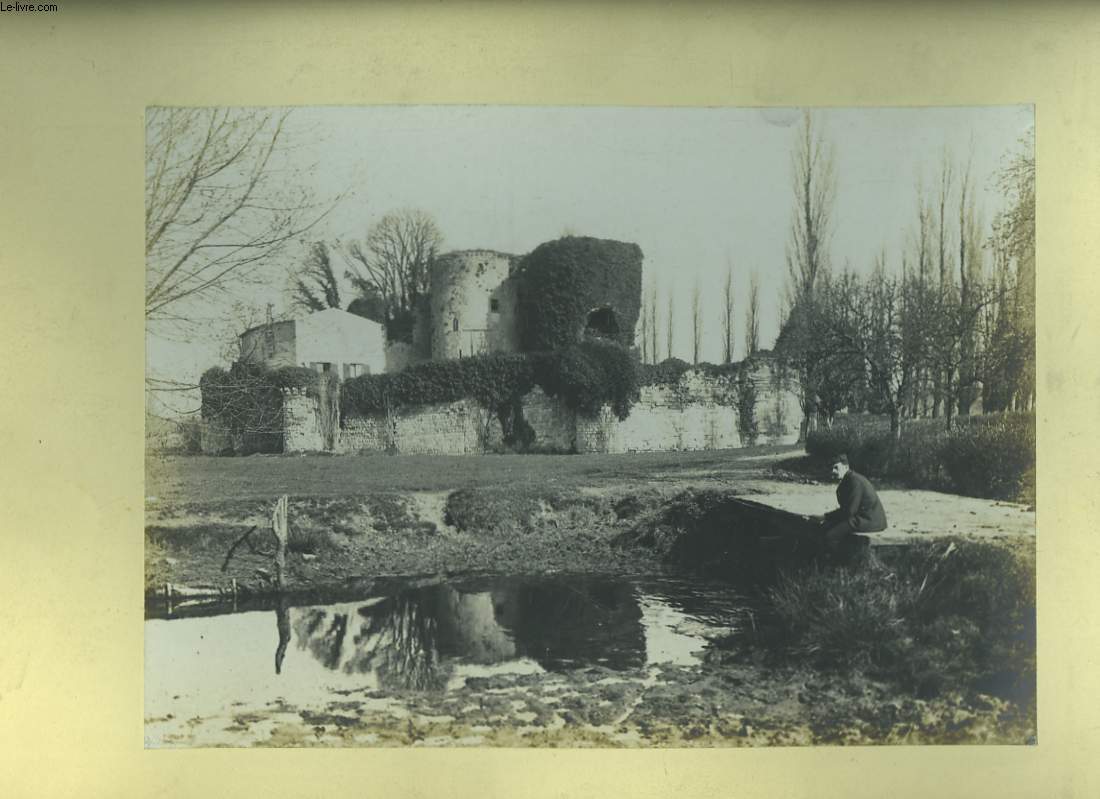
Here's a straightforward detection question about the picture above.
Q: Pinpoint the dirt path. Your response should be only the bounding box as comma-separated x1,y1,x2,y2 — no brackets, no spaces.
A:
741,478,1035,543
574,450,1035,543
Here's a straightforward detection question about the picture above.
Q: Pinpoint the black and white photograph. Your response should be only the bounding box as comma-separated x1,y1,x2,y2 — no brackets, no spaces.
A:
144,104,1036,748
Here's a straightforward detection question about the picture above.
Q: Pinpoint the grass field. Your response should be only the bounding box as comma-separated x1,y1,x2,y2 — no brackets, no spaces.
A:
146,445,802,503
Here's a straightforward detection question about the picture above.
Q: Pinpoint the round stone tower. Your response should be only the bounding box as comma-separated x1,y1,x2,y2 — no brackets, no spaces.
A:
429,250,520,360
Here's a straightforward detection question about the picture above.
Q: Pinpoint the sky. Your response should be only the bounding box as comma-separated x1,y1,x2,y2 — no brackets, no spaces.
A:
147,104,1033,415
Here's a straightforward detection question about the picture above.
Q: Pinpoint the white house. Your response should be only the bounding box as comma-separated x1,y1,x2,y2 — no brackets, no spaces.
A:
239,308,386,378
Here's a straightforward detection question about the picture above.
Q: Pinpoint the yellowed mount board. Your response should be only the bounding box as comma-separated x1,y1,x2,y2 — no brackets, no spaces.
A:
1,1,1097,797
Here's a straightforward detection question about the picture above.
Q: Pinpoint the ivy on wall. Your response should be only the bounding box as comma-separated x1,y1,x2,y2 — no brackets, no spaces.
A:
340,340,640,425
516,236,643,352
199,362,319,454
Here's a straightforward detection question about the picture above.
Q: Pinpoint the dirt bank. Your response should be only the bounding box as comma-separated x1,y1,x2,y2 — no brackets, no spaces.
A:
145,450,1035,598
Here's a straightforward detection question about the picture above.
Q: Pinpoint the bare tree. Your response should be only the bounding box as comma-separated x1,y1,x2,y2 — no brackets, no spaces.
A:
909,178,935,416
145,108,336,328
931,149,955,417
784,111,836,306
649,283,659,364
982,130,1035,411
721,261,735,363
666,288,675,360
936,150,955,289
745,269,760,356
956,154,984,416
690,278,702,364
345,208,443,340
779,111,838,438
639,279,651,364
291,241,341,313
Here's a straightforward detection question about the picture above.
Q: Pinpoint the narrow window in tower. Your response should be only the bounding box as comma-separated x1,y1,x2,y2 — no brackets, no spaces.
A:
490,298,500,313
453,317,459,332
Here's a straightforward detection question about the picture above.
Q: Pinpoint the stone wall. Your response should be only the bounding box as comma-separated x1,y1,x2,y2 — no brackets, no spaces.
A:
573,376,742,454
283,389,324,452
338,398,502,455
740,359,802,447
280,361,801,456
520,386,576,451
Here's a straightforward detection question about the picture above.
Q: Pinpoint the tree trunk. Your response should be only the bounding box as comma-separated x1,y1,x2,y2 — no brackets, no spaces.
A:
943,374,955,428
271,494,288,591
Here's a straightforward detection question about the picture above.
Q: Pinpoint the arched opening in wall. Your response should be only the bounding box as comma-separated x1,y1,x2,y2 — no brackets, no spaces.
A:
584,307,619,341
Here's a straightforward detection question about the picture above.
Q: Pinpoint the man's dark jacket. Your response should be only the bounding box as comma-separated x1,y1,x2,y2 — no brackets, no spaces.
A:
829,470,888,532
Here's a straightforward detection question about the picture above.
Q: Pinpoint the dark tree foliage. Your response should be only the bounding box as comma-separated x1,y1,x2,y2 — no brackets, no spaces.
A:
516,236,643,352
292,241,342,313
346,290,387,324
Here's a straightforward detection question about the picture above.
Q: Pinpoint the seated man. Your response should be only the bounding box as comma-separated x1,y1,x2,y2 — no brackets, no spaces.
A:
818,453,887,555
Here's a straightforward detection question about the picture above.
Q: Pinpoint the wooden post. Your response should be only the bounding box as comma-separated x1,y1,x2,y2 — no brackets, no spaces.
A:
271,495,288,592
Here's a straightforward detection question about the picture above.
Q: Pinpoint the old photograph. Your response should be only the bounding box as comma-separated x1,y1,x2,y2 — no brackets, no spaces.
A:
144,105,1036,747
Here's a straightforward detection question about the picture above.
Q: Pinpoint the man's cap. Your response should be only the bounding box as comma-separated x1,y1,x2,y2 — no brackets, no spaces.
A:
832,453,849,466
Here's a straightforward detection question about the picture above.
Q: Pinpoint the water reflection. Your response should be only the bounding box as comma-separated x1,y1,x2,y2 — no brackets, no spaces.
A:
145,575,746,724
281,578,648,689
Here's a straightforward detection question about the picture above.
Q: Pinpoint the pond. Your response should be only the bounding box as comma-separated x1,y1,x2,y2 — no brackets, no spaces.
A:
145,574,754,747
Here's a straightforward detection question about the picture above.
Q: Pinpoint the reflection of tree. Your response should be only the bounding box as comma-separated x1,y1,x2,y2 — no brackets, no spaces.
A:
274,599,290,675
504,580,645,671
286,579,648,685
291,591,453,692
293,608,349,670
345,596,452,692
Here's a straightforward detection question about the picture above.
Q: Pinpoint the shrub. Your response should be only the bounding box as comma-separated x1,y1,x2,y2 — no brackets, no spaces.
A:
805,412,1035,501
341,353,533,418
341,341,640,422
535,340,639,419
767,564,921,669
271,365,322,392
940,414,1035,501
638,357,693,387
764,539,1035,698
735,367,758,446
443,486,564,534
287,524,332,555
199,361,286,454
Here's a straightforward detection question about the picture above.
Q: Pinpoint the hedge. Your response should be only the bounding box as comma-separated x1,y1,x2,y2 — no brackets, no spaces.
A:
340,340,640,422
805,412,1035,502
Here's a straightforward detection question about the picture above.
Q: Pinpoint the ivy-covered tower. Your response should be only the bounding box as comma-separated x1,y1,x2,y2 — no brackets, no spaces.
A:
515,236,643,353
